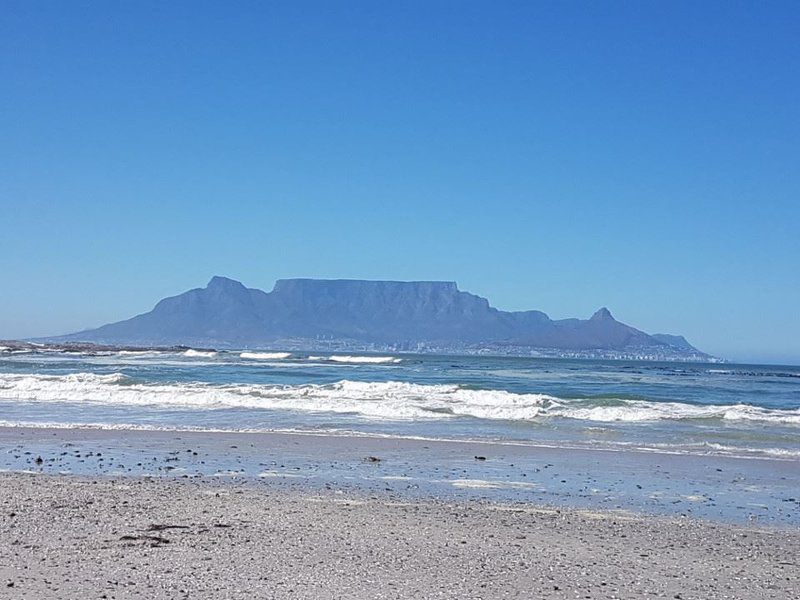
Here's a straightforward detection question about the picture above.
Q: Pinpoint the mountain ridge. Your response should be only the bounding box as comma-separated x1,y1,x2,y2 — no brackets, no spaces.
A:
50,276,712,360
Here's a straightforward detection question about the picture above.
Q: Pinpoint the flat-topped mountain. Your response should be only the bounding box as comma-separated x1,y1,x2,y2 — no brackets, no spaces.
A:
51,276,710,359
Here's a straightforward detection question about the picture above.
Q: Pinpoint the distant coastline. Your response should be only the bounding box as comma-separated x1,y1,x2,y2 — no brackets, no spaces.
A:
3,339,721,364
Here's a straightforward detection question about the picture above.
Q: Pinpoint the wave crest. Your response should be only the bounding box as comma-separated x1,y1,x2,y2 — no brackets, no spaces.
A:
183,349,217,358
319,356,402,364
240,352,292,360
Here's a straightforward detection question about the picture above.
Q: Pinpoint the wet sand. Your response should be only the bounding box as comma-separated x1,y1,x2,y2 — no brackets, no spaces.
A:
1,426,798,526
2,472,799,599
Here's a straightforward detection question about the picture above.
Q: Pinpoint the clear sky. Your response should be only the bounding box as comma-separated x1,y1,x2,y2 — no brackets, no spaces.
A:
1,1,798,364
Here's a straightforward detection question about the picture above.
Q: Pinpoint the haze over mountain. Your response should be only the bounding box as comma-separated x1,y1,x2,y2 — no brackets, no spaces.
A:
49,277,710,360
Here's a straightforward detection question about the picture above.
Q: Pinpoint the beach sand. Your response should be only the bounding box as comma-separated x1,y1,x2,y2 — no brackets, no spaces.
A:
1,472,799,599
1,427,799,598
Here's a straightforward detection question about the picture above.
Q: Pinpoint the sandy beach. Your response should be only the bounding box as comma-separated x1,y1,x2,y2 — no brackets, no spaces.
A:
1,427,799,598
1,472,798,599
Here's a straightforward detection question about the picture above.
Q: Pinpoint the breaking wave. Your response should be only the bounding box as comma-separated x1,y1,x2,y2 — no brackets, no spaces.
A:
240,352,292,360
318,355,402,364
183,349,218,358
1,373,798,425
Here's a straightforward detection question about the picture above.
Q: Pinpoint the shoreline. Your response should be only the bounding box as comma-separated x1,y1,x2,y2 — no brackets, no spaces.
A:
2,425,798,527
0,419,797,463
2,472,799,599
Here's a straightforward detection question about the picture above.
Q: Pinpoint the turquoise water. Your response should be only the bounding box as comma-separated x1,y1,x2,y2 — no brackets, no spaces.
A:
1,348,798,460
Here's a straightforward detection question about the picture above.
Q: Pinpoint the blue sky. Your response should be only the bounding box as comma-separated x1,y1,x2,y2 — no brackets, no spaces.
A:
1,1,798,364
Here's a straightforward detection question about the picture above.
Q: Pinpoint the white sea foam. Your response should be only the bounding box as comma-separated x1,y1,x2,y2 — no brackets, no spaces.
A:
183,349,217,358
555,400,800,424
325,355,402,364
449,479,538,490
1,373,798,426
0,374,554,420
240,352,292,360
700,443,800,459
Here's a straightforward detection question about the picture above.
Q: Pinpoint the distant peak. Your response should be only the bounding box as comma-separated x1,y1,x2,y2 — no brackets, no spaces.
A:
590,307,614,321
207,276,246,289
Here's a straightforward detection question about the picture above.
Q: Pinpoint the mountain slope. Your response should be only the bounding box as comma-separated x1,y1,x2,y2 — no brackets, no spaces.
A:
52,276,708,358
651,333,698,351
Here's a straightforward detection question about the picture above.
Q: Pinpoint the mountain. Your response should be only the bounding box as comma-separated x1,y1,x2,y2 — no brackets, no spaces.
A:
51,276,711,360
651,334,696,351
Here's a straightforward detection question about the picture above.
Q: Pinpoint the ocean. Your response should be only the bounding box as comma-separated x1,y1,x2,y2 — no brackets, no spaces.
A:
1,347,798,461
